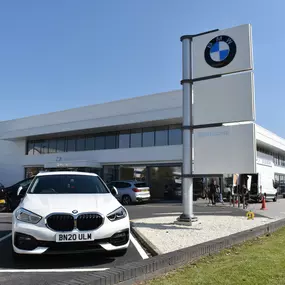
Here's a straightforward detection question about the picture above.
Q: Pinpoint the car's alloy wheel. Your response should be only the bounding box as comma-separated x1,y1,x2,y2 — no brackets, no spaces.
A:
122,195,132,205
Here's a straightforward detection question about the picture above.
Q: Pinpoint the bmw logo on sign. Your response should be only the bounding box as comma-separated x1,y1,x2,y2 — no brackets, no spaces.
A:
72,210,78,214
204,35,236,68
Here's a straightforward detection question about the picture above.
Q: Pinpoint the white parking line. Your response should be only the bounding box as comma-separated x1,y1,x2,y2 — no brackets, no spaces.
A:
130,233,149,259
0,268,109,273
0,232,12,243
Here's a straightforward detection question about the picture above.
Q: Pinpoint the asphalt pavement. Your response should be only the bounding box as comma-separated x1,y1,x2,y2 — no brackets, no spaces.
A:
0,200,264,285
126,199,264,220
0,212,145,285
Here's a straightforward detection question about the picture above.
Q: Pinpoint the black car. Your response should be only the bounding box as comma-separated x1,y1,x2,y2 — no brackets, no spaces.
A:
0,182,7,212
0,177,34,212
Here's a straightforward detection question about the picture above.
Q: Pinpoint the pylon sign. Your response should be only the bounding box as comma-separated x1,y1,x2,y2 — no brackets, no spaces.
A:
191,24,256,175
178,24,255,224
192,24,253,79
193,72,255,125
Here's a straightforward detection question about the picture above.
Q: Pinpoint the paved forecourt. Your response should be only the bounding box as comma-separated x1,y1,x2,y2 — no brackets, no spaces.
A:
0,212,148,285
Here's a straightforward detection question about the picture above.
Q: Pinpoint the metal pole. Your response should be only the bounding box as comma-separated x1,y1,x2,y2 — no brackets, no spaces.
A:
176,36,197,225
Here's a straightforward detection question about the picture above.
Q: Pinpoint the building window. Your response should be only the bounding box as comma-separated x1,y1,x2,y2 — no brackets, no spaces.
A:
131,129,142,148
105,134,117,149
66,138,76,152
48,139,57,153
119,130,130,148
155,126,168,146
57,138,65,153
95,135,105,150
169,125,182,145
27,141,34,155
26,124,184,155
33,141,42,155
76,137,85,151
143,128,155,147
42,140,49,154
86,136,95,151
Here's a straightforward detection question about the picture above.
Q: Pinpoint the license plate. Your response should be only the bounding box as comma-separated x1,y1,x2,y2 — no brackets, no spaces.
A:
56,232,94,243
0,199,6,204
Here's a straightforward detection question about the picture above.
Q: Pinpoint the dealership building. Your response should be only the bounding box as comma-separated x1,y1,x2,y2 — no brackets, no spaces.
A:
0,90,285,198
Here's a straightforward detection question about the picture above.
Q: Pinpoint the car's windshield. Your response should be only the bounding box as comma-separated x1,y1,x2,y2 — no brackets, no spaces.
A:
27,174,109,194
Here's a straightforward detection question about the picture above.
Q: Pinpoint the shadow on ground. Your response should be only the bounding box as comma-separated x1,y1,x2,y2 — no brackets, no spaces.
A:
0,235,141,269
132,222,202,231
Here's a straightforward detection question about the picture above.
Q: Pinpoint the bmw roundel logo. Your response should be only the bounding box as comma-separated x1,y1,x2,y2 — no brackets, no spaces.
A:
72,210,78,214
204,35,236,68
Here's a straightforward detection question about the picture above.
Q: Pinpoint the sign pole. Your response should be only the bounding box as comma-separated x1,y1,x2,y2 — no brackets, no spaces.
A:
176,36,196,225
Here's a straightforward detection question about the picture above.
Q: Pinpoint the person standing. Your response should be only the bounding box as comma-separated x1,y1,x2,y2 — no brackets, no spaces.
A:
209,179,218,205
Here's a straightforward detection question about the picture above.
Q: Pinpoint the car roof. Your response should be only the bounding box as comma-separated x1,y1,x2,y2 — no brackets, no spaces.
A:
36,171,98,177
109,180,145,183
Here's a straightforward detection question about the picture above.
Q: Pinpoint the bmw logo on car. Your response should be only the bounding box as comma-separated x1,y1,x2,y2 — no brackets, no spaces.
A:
204,35,236,68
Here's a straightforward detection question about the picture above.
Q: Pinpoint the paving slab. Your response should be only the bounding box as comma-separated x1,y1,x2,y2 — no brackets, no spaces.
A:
131,214,277,254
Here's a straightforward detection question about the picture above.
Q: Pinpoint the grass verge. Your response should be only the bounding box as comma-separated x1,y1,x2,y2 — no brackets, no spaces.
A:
143,227,285,285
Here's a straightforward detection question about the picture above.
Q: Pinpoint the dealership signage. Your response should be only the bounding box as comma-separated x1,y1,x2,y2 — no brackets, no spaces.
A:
256,153,273,167
193,72,255,125
192,24,253,79
190,24,256,175
194,123,256,174
178,24,255,223
256,157,273,167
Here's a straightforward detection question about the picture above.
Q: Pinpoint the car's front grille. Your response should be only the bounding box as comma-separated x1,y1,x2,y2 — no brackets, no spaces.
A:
77,213,103,230
46,214,74,232
46,213,104,232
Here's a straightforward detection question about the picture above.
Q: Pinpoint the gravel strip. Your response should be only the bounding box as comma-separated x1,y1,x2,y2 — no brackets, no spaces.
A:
132,215,277,254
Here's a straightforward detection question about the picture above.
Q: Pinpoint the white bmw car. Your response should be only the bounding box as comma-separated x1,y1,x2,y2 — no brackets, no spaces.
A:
12,171,130,259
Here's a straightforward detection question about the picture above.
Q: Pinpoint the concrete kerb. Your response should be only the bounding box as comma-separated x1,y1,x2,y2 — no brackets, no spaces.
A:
51,218,285,285
130,221,162,256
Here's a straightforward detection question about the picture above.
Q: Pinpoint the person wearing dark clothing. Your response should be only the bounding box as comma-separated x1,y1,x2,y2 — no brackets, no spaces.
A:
209,180,218,205
242,184,249,208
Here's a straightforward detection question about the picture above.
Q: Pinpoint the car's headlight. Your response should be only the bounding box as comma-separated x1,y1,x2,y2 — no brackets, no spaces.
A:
15,208,42,224
107,206,127,222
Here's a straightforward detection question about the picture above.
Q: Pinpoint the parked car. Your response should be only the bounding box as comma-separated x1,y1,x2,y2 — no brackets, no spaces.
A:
107,180,151,205
0,182,8,212
0,177,34,212
12,171,130,260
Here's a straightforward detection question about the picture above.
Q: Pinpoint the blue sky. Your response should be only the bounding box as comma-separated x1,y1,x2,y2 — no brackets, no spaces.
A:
0,0,284,136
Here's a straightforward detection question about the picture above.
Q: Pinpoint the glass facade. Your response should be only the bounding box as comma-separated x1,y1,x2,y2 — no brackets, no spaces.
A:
274,173,285,194
26,124,182,155
257,145,285,167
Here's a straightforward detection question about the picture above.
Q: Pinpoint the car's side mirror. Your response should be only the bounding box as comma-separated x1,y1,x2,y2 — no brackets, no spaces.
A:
111,186,118,196
17,186,27,197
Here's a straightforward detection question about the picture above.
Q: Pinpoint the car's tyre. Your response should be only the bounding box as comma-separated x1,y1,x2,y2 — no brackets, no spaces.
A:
273,194,278,202
121,195,132,205
110,248,128,257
